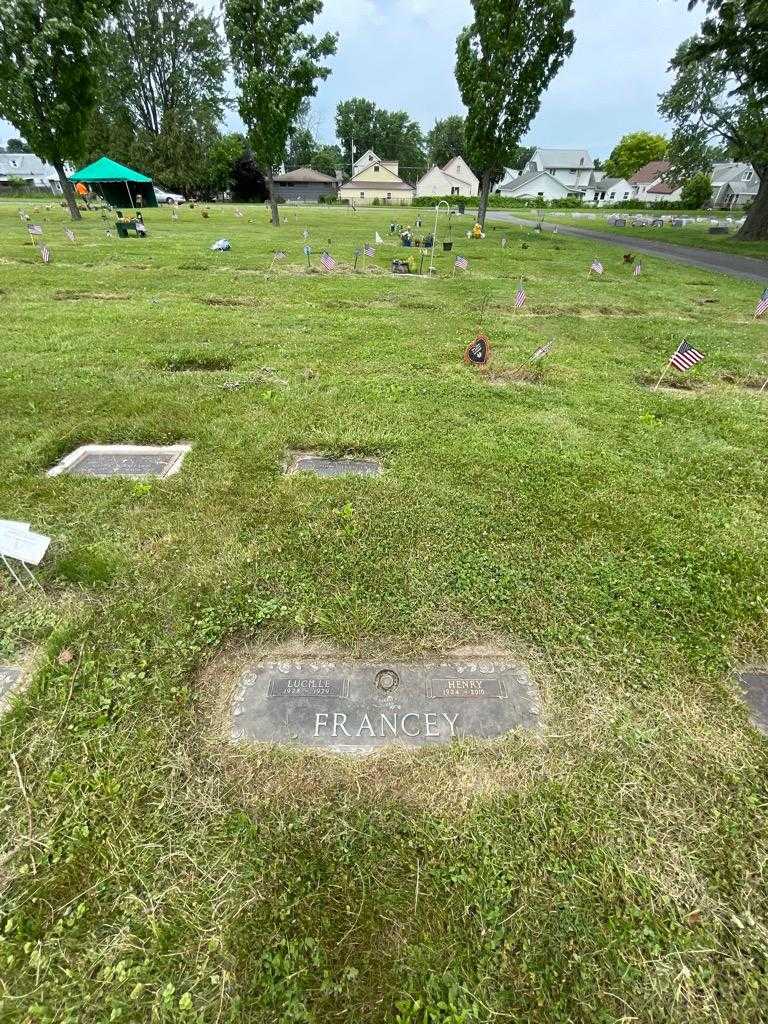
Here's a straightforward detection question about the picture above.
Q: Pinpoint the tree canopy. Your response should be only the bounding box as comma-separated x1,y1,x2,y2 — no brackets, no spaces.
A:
426,116,466,169
86,0,227,194
659,34,768,239
0,0,113,218
335,97,426,178
224,0,337,225
603,132,667,179
679,0,768,98
455,0,575,225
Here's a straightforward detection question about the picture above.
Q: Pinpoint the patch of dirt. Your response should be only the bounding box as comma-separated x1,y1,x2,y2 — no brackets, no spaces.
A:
500,303,645,318
637,372,705,395
54,290,131,301
485,366,546,387
720,372,768,394
178,263,209,271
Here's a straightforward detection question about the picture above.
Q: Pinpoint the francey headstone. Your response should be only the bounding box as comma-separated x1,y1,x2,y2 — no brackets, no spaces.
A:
231,658,540,753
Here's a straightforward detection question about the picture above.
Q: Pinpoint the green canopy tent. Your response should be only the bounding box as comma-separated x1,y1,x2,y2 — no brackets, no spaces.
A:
70,156,158,209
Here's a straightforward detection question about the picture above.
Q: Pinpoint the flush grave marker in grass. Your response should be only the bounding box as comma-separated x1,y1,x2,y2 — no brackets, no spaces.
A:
736,669,768,734
231,658,540,754
48,444,191,480
284,452,383,478
0,666,23,711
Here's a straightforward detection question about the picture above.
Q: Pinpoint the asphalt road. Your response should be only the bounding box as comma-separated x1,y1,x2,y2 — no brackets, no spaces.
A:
483,210,768,284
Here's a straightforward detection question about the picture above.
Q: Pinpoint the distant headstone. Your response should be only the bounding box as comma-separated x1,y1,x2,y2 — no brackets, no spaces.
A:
48,444,191,480
231,658,540,752
672,218,684,227
736,670,768,733
651,218,664,227
285,452,382,478
709,226,729,235
464,335,491,366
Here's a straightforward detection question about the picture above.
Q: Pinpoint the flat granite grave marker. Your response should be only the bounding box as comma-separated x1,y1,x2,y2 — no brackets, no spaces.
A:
285,452,382,478
48,444,191,479
231,658,540,753
736,669,768,733
0,666,22,708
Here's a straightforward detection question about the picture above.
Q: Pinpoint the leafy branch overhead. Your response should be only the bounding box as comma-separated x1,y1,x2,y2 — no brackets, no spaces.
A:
455,0,575,226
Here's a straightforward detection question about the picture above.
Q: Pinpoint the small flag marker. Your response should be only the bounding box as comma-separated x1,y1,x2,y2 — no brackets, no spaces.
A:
754,287,768,319
320,251,336,271
514,280,526,309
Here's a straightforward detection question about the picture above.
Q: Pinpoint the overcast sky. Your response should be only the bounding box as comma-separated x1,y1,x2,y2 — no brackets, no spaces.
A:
1,0,703,161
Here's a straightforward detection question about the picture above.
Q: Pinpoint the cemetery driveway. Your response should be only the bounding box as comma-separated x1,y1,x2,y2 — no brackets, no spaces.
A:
485,211,768,284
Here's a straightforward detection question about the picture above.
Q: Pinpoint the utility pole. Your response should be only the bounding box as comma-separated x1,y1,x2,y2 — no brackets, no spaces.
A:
349,139,356,176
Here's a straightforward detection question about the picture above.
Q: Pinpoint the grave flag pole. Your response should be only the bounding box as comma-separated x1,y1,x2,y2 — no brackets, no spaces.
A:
20,560,43,591
429,200,450,276
653,358,671,391
758,376,768,395
1,554,26,590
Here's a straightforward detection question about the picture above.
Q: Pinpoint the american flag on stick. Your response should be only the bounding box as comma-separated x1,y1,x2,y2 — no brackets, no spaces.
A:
364,243,375,258
64,228,76,242
669,340,705,372
28,224,43,237
320,251,336,271
634,262,642,276
514,281,526,308
754,287,768,318
454,254,468,271
40,245,51,264
589,258,603,275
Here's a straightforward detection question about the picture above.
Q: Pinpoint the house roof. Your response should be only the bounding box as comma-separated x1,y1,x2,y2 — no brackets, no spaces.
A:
712,162,750,183
0,153,57,176
628,160,671,184
275,166,337,184
647,180,678,195
441,157,478,182
420,165,472,188
70,156,151,183
499,168,570,193
587,177,623,191
534,148,594,169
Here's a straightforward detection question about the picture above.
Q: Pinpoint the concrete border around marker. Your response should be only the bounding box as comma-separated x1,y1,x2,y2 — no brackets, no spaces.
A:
47,443,192,479
283,451,383,478
734,666,768,735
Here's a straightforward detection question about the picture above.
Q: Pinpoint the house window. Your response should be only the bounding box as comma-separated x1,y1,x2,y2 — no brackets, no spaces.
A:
387,192,391,200
451,186,460,195
374,164,380,172
537,191,544,197
623,192,629,199
579,157,585,166
360,191,365,198
609,192,615,199
744,170,752,180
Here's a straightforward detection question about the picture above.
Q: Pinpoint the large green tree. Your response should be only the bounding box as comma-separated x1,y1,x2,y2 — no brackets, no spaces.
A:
87,0,227,192
680,0,768,98
335,97,425,178
455,0,575,226
426,115,466,169
659,36,768,239
603,131,667,179
224,0,337,225
310,143,344,177
0,0,113,219
335,97,377,169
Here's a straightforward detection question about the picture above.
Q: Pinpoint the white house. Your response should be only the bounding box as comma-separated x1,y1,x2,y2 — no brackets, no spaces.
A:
628,161,683,204
496,148,595,199
710,162,759,208
416,156,478,197
339,156,415,206
583,176,632,206
0,152,67,193
352,149,400,178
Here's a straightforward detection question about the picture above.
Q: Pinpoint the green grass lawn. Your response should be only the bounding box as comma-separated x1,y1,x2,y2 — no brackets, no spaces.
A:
509,208,768,260
1,200,768,1023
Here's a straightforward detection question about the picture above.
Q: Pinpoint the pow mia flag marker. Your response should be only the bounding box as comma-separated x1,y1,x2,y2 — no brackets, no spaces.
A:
464,334,491,367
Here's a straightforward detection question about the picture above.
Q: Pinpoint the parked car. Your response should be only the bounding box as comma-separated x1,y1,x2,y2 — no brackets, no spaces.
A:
154,187,186,205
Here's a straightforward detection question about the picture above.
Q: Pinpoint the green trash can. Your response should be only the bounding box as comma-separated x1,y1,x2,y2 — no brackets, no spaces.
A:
115,222,129,238
457,202,466,215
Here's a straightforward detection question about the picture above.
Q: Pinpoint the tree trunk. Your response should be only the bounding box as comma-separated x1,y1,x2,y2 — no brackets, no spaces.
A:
736,169,768,241
477,170,492,228
266,168,280,226
53,159,82,221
